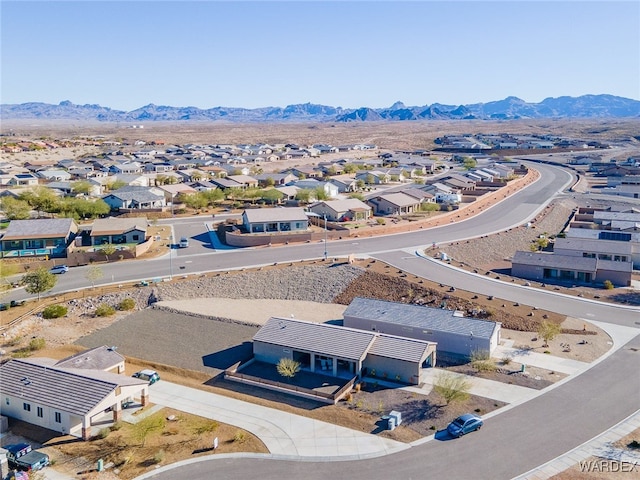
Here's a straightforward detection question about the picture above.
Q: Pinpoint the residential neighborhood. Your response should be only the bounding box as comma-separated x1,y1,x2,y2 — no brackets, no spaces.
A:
0,128,639,480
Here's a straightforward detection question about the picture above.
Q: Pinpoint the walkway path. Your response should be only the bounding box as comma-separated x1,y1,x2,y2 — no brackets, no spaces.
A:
149,380,408,459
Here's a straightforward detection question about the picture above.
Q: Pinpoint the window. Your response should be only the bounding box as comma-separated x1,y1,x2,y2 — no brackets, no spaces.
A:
23,403,31,412
55,412,61,423
37,407,43,418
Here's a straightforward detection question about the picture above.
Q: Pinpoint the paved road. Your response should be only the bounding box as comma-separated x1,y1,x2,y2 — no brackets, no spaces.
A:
4,162,572,300
7,161,640,479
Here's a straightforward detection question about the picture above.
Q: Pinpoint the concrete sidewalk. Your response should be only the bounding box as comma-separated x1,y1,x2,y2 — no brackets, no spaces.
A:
149,380,409,459
418,368,539,404
515,409,640,479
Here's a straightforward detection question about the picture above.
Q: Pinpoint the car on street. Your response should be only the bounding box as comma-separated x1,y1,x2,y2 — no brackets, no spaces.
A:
49,265,69,274
447,413,483,437
132,369,160,384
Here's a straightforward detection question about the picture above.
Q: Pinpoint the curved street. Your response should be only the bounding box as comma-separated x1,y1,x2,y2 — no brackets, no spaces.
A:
6,161,640,479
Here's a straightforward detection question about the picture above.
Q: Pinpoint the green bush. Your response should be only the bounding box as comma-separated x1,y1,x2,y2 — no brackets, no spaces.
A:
603,280,614,290
42,304,68,319
118,298,136,311
28,337,46,351
95,303,116,317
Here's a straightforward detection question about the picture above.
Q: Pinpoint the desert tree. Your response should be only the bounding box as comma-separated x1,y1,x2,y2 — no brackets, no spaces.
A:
22,267,57,301
537,320,562,348
0,196,31,220
434,371,471,406
100,243,117,262
86,265,103,288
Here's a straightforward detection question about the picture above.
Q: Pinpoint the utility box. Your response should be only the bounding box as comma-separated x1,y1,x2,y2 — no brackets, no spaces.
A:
387,417,396,431
389,410,402,426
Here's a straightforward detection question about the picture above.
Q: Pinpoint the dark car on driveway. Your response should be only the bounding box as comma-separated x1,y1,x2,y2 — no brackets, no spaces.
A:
447,413,483,437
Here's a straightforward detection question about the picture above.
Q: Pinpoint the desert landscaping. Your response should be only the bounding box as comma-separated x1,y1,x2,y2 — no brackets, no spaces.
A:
1,119,639,479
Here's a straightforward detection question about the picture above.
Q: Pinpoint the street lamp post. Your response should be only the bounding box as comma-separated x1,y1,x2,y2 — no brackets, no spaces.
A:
169,236,173,280
323,214,328,261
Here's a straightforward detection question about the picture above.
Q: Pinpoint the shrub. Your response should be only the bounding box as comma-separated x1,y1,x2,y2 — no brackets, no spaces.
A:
42,304,67,319
375,218,385,225
233,430,246,443
470,349,490,363
28,337,45,351
96,427,110,440
472,360,496,372
193,421,218,435
111,421,123,431
152,449,165,464
95,303,116,317
118,298,136,311
603,280,614,290
501,355,512,365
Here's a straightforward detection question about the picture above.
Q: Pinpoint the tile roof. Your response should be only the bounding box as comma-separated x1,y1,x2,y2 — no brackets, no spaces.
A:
54,345,125,370
90,217,148,236
344,297,498,340
0,359,144,416
243,207,309,223
254,317,376,361
369,334,434,363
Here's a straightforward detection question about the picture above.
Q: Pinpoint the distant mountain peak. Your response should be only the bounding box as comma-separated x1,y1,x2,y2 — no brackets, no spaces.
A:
2,94,639,122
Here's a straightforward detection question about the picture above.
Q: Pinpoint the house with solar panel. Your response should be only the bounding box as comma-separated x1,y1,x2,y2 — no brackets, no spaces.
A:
343,297,501,363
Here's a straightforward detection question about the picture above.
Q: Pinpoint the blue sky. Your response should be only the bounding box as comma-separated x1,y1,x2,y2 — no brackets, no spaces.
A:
1,1,638,110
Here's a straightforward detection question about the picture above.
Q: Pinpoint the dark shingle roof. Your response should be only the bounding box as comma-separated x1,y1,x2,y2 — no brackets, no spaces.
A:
344,297,498,340
2,218,76,240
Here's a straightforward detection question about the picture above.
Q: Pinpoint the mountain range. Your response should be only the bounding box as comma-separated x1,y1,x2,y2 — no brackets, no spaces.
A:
2,95,639,123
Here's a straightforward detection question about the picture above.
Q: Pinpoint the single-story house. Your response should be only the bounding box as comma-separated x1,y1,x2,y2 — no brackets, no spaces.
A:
54,345,126,374
227,175,259,189
510,249,632,287
101,186,166,210
252,317,436,385
342,297,501,362
254,173,299,187
327,175,358,193
209,177,244,190
36,169,72,182
242,207,309,233
292,179,340,198
0,218,77,258
0,357,148,440
307,199,372,222
90,216,148,246
366,192,423,216
157,183,198,202
356,170,390,185
8,173,39,186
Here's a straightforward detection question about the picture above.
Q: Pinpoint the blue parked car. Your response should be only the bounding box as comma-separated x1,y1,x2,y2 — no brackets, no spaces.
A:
447,413,483,437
